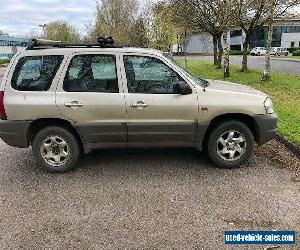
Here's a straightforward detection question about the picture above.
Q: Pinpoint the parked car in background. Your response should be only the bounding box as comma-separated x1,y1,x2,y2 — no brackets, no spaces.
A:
250,47,266,56
0,39,278,172
271,47,289,56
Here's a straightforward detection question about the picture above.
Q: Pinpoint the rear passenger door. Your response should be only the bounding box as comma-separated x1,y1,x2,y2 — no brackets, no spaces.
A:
56,53,127,143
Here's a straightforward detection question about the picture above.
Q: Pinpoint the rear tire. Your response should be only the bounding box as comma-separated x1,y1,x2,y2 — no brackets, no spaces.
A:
207,120,254,168
32,126,80,172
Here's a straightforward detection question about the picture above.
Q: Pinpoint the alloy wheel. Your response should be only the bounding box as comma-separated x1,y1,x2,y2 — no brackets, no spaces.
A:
40,135,70,167
216,130,247,162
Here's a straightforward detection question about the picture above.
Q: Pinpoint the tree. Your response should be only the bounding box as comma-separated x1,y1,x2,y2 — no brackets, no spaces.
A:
234,0,268,72
130,17,149,47
219,0,235,77
262,0,276,81
172,0,235,68
262,0,300,81
234,0,300,72
89,0,143,46
148,1,183,51
44,21,81,43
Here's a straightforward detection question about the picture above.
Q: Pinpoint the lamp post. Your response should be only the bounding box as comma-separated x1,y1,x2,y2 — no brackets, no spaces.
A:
183,29,188,68
39,24,47,37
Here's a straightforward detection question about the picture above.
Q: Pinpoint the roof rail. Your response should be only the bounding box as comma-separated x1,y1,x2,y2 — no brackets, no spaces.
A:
27,36,115,50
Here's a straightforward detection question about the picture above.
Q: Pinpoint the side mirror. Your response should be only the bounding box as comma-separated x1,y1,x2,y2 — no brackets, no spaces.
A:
174,81,192,95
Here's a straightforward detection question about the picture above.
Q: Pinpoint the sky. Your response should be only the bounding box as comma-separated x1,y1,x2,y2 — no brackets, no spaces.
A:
0,0,97,37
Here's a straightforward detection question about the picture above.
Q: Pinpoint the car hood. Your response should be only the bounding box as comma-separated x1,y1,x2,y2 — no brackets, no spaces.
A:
204,79,267,97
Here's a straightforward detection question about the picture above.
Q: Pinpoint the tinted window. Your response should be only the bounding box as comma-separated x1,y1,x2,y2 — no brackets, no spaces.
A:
64,55,118,93
124,56,183,94
12,55,63,91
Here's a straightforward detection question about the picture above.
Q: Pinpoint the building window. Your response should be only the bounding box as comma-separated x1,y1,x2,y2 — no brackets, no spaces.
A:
291,42,295,48
230,30,242,37
230,45,242,51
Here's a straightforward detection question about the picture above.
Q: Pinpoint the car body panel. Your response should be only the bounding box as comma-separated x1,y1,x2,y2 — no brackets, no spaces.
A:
119,53,200,144
55,52,128,143
3,53,66,121
0,47,277,152
191,81,267,124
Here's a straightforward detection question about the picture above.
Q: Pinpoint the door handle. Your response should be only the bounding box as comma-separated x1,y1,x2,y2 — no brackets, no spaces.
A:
65,101,83,108
130,102,148,108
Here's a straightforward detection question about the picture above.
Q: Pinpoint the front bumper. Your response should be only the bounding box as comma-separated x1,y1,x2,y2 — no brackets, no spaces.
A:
0,120,31,148
252,113,278,145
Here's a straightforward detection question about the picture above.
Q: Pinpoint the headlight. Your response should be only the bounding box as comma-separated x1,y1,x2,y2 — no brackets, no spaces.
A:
264,98,275,114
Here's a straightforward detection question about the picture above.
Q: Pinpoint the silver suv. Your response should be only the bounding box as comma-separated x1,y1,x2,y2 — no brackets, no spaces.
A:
0,39,278,172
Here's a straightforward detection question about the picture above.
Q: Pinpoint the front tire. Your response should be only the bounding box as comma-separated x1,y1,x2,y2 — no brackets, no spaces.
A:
207,121,254,168
32,126,80,172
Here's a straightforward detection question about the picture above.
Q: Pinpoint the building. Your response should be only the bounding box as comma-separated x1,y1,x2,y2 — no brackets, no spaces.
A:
185,19,300,54
0,32,29,59
185,33,214,55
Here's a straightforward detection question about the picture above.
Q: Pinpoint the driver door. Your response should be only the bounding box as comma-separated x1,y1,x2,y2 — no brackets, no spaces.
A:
122,55,199,144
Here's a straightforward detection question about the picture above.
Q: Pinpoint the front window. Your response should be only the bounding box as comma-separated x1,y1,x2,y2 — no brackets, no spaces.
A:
124,55,185,94
163,53,209,87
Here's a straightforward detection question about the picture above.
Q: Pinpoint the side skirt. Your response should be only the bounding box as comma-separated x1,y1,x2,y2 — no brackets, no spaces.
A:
83,141,200,154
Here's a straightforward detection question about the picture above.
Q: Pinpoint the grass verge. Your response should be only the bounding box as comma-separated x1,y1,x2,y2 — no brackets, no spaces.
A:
0,59,10,65
178,60,300,145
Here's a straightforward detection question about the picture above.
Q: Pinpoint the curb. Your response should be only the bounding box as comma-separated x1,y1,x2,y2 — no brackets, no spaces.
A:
271,58,300,63
256,57,300,63
275,133,300,159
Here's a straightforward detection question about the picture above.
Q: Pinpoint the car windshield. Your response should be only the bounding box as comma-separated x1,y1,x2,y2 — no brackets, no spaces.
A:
163,53,209,87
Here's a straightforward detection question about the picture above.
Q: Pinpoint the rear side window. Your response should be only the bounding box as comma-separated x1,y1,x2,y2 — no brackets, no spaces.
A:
64,54,119,93
11,55,63,91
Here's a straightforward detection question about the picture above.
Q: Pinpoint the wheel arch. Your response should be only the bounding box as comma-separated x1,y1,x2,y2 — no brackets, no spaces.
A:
202,113,260,151
27,118,84,150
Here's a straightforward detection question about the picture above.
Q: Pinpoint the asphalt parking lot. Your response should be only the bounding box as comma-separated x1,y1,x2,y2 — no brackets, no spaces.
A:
0,138,299,249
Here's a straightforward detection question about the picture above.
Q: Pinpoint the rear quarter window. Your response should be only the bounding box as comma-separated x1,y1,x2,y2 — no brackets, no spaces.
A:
11,55,64,91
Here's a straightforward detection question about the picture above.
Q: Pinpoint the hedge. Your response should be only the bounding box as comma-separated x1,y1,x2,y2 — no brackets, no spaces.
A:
292,50,300,56
229,50,243,55
287,47,300,53
229,50,250,55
